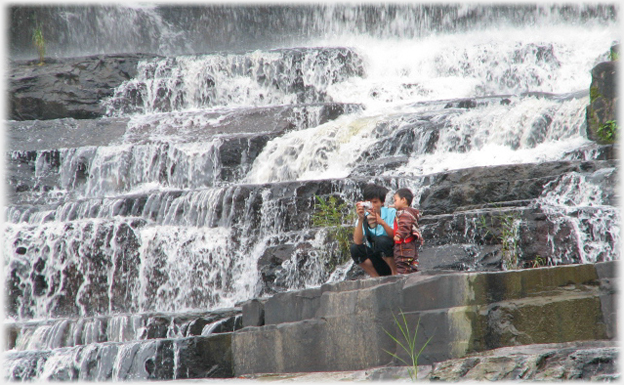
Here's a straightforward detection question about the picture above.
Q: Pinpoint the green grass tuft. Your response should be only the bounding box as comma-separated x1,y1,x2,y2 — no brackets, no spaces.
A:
383,310,433,381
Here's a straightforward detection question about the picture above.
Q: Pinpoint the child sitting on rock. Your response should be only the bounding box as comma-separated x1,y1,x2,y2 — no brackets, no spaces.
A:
392,188,423,274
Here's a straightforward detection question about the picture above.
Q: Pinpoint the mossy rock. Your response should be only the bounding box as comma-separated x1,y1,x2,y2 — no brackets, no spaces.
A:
586,60,618,144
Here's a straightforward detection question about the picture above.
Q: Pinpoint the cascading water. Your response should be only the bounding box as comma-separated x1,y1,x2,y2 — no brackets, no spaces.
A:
5,3,619,381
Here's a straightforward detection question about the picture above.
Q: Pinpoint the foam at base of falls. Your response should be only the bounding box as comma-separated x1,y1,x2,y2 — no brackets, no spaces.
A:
4,218,260,320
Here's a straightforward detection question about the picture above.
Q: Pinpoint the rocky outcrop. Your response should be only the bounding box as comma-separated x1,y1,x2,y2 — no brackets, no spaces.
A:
586,44,618,144
6,156,617,317
428,340,618,381
9,54,160,120
239,341,618,381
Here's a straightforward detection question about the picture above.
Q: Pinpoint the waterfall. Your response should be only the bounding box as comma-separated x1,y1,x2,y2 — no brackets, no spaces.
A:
4,3,619,380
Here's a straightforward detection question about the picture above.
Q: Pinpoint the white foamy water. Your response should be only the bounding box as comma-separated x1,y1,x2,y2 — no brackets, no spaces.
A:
245,113,384,183
313,24,615,110
538,170,619,265
241,21,616,182
394,96,592,176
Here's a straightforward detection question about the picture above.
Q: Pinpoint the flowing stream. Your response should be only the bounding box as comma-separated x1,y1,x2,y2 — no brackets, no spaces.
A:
4,3,619,381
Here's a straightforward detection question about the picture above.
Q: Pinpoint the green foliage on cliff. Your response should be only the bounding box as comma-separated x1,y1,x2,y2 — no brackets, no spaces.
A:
312,195,355,269
32,19,45,65
596,120,618,143
610,50,619,61
478,211,521,270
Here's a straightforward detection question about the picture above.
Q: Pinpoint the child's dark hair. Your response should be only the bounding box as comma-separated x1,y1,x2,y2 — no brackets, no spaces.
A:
395,188,414,206
362,183,389,201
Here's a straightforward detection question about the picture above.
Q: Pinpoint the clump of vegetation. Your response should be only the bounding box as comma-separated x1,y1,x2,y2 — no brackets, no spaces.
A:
383,310,433,381
530,255,549,268
477,211,522,270
596,120,618,144
610,48,619,61
32,19,46,66
311,195,355,269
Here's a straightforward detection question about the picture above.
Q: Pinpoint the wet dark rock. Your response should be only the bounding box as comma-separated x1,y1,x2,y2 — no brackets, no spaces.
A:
175,334,234,379
513,43,561,68
445,98,477,109
4,351,49,381
258,244,297,282
241,299,266,327
209,316,243,334
418,244,503,271
429,341,618,381
354,113,443,168
9,54,161,120
257,240,321,295
417,159,616,215
6,219,147,319
6,309,242,353
563,143,617,161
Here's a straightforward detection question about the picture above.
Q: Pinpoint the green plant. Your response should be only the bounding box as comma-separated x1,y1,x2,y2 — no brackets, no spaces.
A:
477,211,521,270
531,255,548,268
499,212,520,269
610,50,619,62
32,19,46,65
311,195,355,268
383,310,433,381
596,120,618,143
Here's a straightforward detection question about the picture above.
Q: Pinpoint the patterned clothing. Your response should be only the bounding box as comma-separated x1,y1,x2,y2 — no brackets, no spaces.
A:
393,207,422,274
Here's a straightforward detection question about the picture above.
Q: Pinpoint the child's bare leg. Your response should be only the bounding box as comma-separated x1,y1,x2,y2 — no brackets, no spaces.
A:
383,256,398,275
358,259,380,277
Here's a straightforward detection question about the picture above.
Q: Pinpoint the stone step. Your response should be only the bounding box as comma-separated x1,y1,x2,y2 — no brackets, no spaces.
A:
258,262,613,325
3,333,233,381
5,308,242,352
396,289,607,365
233,261,616,375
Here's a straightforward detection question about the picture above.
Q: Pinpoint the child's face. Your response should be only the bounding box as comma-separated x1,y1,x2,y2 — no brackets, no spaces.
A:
394,194,407,209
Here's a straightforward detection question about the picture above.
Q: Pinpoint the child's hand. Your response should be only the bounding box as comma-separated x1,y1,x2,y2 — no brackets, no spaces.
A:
394,235,400,241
